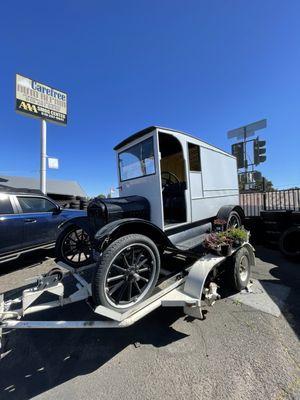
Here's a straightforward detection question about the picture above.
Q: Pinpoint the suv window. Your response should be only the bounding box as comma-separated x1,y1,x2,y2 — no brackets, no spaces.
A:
0,194,14,214
118,137,155,181
18,197,56,213
188,143,201,172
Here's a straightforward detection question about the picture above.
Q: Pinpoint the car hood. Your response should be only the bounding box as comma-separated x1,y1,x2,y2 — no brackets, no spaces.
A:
61,209,87,216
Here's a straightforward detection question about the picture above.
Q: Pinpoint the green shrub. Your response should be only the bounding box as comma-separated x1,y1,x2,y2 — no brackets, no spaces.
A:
224,227,248,243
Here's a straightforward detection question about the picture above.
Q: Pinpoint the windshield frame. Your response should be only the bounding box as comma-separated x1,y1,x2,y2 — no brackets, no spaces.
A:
118,136,156,182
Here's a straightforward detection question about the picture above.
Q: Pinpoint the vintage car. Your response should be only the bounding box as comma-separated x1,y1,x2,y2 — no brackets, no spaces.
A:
56,126,246,311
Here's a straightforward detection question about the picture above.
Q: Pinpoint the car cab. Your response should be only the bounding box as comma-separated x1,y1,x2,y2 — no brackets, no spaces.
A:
114,126,243,245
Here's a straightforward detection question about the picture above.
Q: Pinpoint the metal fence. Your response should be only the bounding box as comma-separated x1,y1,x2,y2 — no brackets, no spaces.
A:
240,189,300,216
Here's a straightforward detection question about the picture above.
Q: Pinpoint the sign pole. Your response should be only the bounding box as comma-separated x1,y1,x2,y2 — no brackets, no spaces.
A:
40,119,47,194
243,126,247,178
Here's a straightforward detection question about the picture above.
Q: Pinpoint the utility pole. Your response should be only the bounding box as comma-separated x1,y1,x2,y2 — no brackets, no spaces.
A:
40,119,47,194
227,119,267,191
243,126,247,175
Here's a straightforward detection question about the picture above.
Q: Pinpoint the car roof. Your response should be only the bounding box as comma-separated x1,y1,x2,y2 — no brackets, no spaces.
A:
113,126,232,156
114,126,156,150
0,188,45,196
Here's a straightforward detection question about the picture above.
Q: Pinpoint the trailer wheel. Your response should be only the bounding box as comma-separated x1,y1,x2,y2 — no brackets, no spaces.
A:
279,227,300,258
227,211,242,229
93,234,160,311
228,247,251,291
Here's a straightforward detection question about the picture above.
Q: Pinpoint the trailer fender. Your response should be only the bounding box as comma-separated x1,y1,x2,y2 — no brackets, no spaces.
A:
94,218,174,252
217,205,245,225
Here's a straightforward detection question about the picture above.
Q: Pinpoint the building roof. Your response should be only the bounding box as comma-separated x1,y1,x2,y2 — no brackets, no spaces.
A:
0,176,87,198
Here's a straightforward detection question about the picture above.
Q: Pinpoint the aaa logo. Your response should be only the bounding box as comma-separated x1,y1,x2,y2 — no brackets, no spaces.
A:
18,101,38,113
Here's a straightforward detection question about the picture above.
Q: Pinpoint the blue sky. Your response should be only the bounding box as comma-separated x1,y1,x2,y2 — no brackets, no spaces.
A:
1,0,300,196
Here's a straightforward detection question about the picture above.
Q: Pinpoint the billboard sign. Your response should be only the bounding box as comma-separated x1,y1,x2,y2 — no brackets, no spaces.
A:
15,74,67,125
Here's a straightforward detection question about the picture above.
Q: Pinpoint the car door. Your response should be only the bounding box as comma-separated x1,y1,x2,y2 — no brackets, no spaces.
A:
16,195,62,248
0,194,24,255
116,133,164,228
187,142,204,222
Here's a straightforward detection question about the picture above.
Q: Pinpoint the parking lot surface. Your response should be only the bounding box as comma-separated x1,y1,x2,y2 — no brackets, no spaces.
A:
0,247,299,400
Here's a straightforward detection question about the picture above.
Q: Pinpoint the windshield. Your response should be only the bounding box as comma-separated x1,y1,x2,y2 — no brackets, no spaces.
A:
118,137,155,181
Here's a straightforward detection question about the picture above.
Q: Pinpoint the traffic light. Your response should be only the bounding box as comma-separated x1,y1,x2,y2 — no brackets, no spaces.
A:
231,142,245,169
253,137,266,165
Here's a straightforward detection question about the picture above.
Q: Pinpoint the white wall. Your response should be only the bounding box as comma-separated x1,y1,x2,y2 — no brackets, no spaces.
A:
201,147,239,197
188,142,239,221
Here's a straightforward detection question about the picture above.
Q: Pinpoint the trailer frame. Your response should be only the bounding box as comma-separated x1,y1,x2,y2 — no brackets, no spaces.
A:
0,243,255,348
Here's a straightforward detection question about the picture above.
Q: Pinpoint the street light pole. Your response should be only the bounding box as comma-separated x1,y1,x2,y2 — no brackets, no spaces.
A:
243,126,247,175
40,119,47,194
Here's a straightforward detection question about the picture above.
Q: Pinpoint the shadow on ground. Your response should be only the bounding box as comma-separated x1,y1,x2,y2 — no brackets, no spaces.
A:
0,249,55,277
0,304,188,400
255,246,300,338
0,253,192,399
1,246,299,399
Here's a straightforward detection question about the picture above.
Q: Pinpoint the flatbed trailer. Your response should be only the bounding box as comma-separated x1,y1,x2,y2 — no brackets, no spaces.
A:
0,242,255,349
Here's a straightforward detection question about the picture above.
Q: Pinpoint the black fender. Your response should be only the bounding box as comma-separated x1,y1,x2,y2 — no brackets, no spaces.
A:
217,205,245,223
94,218,174,252
57,216,93,237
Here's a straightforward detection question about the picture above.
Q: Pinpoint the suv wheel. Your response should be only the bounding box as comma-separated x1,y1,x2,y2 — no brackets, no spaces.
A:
56,225,92,267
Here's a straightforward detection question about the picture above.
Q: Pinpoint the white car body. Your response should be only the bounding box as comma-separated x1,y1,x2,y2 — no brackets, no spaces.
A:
114,126,239,233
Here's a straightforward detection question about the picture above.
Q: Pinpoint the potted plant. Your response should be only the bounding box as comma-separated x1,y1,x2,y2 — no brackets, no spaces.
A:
204,227,249,256
203,232,233,256
225,227,249,247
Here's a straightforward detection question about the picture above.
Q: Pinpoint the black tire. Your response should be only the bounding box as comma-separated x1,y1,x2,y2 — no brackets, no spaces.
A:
279,227,300,258
55,225,92,267
226,211,242,229
70,201,80,210
80,200,89,210
92,234,160,311
228,247,251,291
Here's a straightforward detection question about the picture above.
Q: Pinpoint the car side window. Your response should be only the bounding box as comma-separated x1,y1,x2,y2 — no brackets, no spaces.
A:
188,143,201,172
0,195,14,214
17,197,56,213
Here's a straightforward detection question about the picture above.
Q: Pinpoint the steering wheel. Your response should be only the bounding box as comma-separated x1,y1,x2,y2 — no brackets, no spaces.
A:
161,171,180,191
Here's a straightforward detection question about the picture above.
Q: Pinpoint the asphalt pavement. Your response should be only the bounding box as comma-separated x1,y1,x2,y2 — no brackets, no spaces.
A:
0,246,299,400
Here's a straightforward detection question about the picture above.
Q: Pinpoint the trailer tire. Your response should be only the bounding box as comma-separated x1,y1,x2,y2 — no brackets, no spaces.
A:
228,247,251,291
93,234,160,311
279,227,300,258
